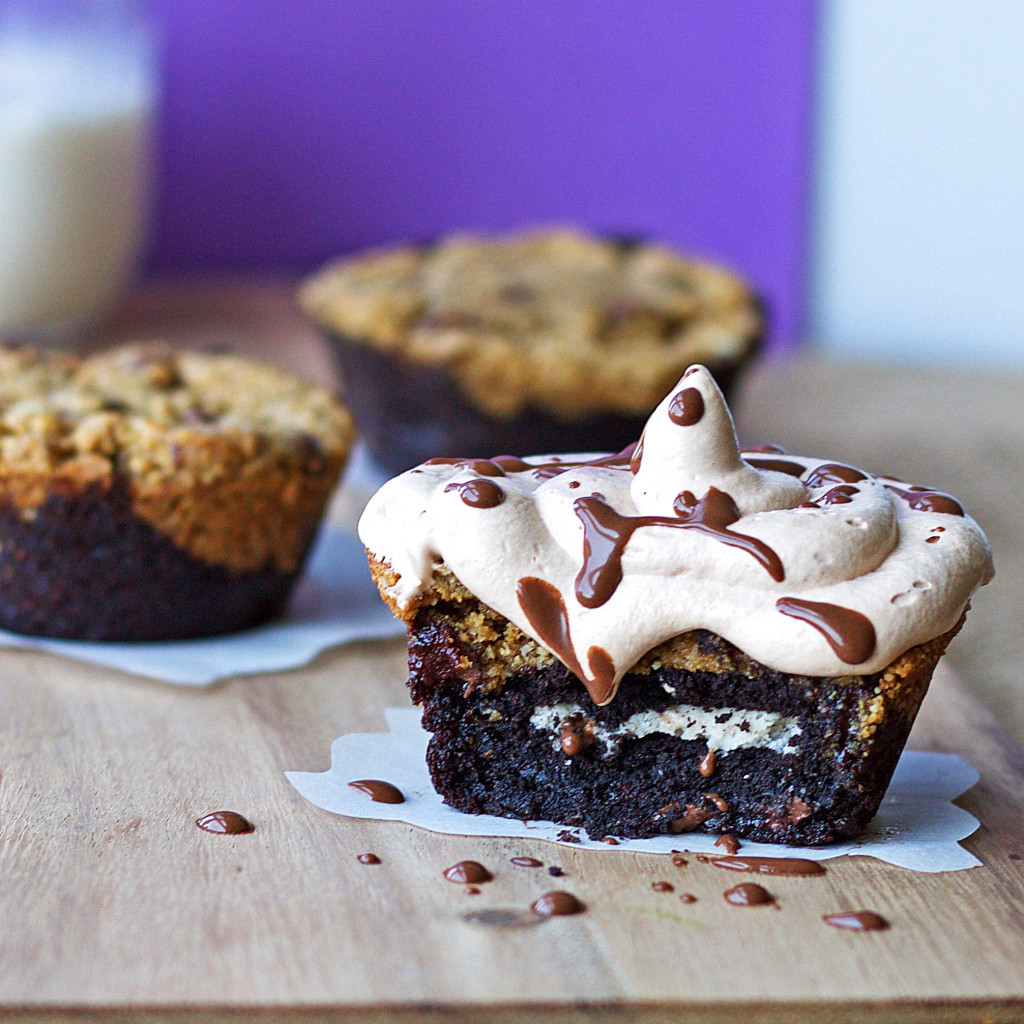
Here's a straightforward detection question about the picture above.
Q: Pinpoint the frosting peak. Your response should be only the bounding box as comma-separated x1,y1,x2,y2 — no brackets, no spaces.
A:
630,366,807,518
359,367,993,705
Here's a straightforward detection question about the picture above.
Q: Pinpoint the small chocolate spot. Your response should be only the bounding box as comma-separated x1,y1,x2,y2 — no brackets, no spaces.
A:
444,861,493,884
357,853,381,865
196,811,254,835
668,387,705,426
724,883,774,907
532,891,586,917
548,866,565,877
348,779,405,804
652,881,674,893
679,893,698,904
823,910,889,931
715,834,741,855
511,856,543,868
698,748,717,778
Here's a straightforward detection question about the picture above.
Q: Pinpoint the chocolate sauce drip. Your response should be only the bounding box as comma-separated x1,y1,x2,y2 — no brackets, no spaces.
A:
724,882,774,906
744,456,806,477
671,855,688,867
510,856,543,867
465,886,481,895
548,866,565,877
705,792,729,812
885,484,965,517
710,856,826,877
493,448,635,483
195,811,254,835
668,387,705,426
532,891,586,917
560,722,587,757
715,834,741,855
652,881,674,892
698,748,717,778
824,910,889,931
679,893,698,904
746,443,788,454
630,434,645,474
424,457,506,477
357,853,381,865
491,455,533,473
776,597,877,664
817,484,859,506
803,462,869,488
348,779,405,804
573,487,784,611
444,478,505,508
444,861,493,884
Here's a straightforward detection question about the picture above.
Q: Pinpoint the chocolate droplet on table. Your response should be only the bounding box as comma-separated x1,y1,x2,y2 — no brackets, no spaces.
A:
464,908,539,929
724,883,774,906
347,779,405,804
668,387,705,426
824,910,889,931
679,893,698,904
710,856,826,877
532,891,586,917
511,856,543,868
652,881,674,893
715,834,741,855
672,855,688,867
444,860,493,884
548,866,565,877
196,811,254,835
358,853,381,865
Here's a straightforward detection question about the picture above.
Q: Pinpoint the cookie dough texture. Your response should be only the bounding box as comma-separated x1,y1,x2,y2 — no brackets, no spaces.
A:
300,228,763,419
0,343,354,640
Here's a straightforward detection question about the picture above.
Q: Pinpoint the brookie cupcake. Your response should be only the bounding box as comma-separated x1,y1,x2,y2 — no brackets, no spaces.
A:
358,366,992,844
0,343,354,641
300,228,763,473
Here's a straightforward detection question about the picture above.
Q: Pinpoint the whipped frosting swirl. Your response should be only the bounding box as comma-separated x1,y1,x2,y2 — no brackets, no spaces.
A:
359,366,993,704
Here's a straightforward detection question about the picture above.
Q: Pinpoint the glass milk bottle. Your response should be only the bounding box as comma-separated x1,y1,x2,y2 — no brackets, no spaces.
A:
0,1,156,342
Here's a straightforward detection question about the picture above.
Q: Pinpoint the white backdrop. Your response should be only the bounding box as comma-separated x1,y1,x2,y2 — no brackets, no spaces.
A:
811,0,1024,366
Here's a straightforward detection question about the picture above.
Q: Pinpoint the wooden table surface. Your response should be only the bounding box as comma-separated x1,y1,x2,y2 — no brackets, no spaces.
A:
0,279,1019,1023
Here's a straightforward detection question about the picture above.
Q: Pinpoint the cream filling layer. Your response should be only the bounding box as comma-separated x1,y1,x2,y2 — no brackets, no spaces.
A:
530,702,803,758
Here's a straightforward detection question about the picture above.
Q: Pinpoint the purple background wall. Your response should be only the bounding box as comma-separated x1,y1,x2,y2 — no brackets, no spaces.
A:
147,1,816,347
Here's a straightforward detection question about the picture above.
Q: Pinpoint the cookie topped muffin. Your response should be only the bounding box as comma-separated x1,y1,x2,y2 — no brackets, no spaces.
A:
359,365,992,844
301,228,763,471
0,343,354,641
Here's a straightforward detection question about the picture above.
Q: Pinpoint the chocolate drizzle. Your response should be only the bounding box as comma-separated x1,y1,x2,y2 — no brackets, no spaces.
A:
668,387,705,426
444,478,505,508
885,485,965,517
710,856,826,877
573,487,783,611
824,910,889,931
698,748,717,778
195,811,254,835
776,597,877,664
744,456,806,477
348,779,405,804
803,463,868,488
510,856,543,867
715,834,741,855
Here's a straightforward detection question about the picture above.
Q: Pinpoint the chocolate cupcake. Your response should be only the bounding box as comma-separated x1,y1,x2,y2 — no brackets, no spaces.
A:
358,366,993,844
300,228,763,473
0,343,354,641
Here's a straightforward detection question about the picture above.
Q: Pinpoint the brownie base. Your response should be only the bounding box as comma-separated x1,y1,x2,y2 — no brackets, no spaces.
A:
0,482,307,641
327,332,746,474
407,608,939,845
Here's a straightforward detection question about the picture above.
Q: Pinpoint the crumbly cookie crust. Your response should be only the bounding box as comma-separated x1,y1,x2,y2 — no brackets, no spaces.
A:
0,343,354,572
300,229,763,418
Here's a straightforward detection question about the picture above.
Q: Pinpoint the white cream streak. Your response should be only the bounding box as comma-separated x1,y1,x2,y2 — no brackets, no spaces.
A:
359,366,993,701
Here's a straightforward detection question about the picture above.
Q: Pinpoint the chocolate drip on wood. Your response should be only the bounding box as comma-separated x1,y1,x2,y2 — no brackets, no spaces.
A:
710,856,826,877
724,882,774,906
651,881,674,892
510,856,543,867
824,910,889,931
348,779,405,804
532,891,586,917
195,811,254,835
776,597,877,664
357,853,381,865
444,478,505,508
443,861,493,884
668,387,705,426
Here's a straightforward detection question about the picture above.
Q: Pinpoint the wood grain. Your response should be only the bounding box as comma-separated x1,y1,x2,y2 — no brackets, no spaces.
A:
0,280,1016,1023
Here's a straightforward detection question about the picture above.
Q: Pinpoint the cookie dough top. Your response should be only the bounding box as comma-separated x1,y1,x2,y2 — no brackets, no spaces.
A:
300,228,763,418
0,342,353,501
